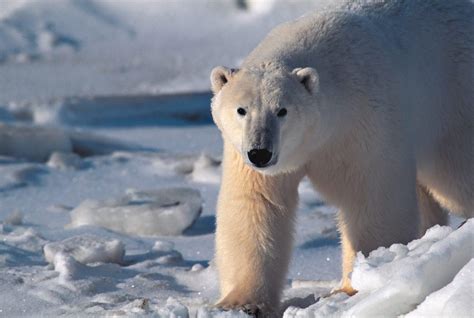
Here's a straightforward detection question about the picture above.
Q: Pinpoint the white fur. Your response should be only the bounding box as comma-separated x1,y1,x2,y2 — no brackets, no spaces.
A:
211,0,473,313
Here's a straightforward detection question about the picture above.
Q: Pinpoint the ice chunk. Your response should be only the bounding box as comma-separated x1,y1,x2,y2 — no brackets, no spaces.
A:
68,187,202,236
44,235,124,265
197,307,250,318
53,252,83,282
47,151,83,170
157,298,189,318
0,123,72,161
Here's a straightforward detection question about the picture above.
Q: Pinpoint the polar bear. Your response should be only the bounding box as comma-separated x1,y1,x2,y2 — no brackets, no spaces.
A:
210,0,473,314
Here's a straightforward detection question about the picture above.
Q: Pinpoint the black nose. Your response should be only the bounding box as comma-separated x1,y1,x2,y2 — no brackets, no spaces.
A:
247,149,273,167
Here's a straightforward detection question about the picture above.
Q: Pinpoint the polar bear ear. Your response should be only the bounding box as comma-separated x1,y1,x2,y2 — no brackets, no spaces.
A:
292,67,319,94
210,66,238,94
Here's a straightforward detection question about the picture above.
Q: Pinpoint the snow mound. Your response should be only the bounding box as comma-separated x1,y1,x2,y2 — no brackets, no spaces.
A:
44,235,125,265
284,220,474,317
191,154,222,184
68,188,203,236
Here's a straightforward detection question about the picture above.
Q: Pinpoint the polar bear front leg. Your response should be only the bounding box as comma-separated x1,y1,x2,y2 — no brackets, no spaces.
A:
215,143,302,312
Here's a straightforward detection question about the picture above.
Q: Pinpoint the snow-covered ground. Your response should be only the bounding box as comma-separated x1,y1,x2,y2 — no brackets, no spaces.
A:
0,0,472,317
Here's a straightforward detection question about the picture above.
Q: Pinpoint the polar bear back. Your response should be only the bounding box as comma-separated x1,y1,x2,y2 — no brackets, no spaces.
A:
243,0,473,158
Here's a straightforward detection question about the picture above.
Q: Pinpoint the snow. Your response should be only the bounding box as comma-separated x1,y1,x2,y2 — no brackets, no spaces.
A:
283,220,474,317
0,0,329,103
69,187,203,236
0,0,472,316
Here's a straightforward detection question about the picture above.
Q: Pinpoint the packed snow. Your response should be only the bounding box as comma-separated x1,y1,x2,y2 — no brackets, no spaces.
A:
0,0,472,317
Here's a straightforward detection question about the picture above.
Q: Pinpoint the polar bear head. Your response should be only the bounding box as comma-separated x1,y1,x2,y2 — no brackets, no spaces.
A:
210,63,321,175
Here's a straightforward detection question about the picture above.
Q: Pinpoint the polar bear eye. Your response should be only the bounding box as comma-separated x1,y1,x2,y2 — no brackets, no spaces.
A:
277,108,287,117
237,107,247,116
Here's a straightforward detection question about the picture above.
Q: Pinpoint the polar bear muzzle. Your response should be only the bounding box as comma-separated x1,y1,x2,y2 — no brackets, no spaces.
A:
247,148,273,168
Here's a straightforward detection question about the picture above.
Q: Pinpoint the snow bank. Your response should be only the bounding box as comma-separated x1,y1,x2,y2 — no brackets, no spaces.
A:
44,235,125,265
69,188,203,236
284,220,474,317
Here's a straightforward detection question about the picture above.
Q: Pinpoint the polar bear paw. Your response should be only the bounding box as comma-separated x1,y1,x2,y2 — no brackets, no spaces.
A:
215,289,269,317
328,285,358,297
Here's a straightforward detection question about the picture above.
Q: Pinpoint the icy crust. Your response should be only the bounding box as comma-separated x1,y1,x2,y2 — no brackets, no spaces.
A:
44,235,125,265
284,220,474,317
69,188,203,236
